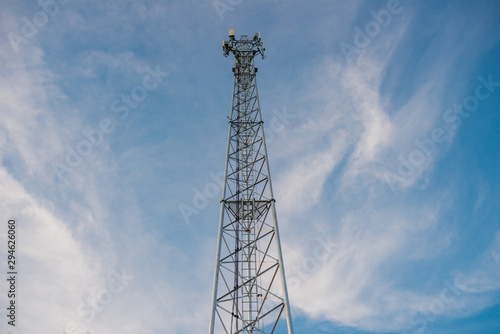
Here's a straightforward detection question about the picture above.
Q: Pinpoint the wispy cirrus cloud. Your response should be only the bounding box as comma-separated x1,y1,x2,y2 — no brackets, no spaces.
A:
0,1,499,333
455,232,500,294
268,2,500,332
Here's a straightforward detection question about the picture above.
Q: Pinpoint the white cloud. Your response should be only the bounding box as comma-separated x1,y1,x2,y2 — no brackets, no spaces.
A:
80,51,149,78
455,232,500,294
0,1,499,333
268,7,500,332
0,167,104,333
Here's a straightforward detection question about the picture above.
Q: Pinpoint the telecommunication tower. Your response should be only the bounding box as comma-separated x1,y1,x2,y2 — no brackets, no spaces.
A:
208,29,294,334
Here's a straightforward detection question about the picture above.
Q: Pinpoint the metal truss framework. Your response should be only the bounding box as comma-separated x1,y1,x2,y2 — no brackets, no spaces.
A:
209,30,294,334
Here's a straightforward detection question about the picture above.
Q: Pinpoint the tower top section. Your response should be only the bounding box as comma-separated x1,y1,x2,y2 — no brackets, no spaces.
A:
222,29,265,60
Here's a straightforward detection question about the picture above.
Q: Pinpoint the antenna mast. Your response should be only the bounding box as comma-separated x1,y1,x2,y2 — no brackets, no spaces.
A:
209,29,294,334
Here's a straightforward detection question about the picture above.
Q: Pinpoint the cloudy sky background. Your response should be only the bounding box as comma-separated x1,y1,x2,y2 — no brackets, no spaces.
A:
0,0,499,333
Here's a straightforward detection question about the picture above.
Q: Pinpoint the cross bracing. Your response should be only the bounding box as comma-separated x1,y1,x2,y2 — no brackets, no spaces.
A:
209,30,294,334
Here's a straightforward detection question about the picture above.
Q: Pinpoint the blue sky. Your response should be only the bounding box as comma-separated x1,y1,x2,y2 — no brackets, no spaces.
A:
0,0,499,333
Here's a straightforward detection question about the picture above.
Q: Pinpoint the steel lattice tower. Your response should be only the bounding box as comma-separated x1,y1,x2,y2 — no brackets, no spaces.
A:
209,30,294,334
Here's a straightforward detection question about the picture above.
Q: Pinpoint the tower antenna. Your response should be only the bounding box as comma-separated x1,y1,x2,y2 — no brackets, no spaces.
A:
209,29,294,334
